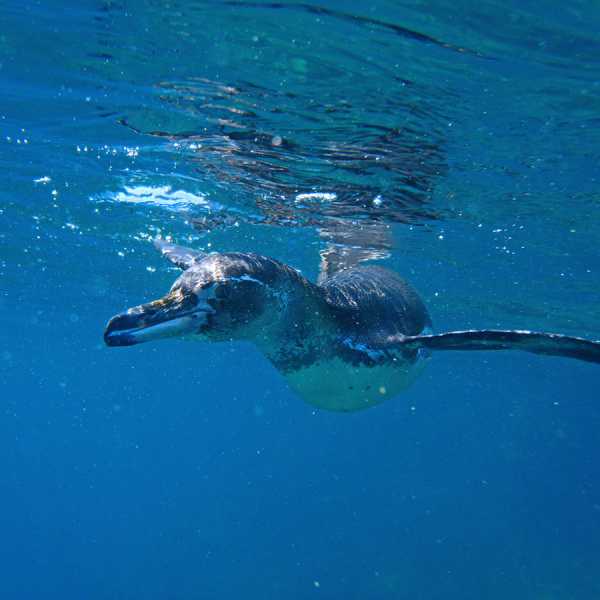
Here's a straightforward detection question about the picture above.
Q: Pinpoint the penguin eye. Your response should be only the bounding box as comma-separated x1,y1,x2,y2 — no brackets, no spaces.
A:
183,292,199,307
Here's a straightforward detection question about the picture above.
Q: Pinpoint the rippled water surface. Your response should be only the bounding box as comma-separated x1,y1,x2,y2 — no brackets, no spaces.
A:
2,1,600,599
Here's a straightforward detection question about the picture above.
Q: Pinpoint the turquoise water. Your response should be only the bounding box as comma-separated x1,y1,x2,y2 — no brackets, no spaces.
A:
2,1,600,598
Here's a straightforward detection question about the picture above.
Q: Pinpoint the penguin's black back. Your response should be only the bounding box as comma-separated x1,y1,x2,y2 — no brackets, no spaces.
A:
319,266,431,346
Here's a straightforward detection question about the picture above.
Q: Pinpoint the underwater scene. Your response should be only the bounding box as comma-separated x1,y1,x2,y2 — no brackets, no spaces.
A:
2,1,600,598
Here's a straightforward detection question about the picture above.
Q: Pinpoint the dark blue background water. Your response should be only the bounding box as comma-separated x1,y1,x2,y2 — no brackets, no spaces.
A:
2,1,600,598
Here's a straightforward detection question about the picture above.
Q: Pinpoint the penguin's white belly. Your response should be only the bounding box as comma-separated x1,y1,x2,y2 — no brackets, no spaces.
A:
283,355,428,412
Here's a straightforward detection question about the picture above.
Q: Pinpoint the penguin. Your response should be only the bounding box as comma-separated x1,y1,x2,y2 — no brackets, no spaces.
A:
104,240,600,411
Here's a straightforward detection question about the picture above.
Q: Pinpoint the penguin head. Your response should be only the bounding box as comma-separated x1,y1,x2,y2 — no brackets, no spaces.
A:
104,243,275,347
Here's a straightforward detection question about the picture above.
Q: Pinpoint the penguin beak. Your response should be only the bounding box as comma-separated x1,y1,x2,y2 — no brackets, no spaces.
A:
104,291,213,347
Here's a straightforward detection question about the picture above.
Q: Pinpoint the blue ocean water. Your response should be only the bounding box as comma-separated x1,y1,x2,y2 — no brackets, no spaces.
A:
2,1,600,598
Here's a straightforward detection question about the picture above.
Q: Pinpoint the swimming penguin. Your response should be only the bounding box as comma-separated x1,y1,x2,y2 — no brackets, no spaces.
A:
104,240,600,412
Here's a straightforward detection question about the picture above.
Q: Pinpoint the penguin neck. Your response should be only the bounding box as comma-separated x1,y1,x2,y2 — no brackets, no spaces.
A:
251,273,338,371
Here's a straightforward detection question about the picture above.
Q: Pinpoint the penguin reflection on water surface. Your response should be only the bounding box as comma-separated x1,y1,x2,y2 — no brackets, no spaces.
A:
104,240,600,412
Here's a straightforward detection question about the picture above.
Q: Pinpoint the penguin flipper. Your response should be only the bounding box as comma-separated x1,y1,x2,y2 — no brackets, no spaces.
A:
400,329,600,364
153,239,207,270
